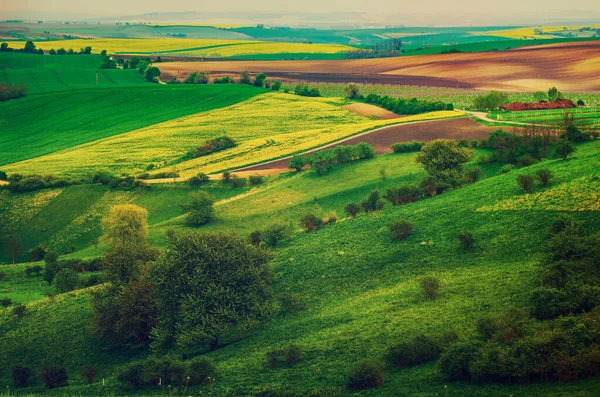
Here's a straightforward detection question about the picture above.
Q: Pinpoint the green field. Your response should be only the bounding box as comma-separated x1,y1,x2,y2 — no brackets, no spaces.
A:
489,107,600,128
0,138,599,395
0,84,264,166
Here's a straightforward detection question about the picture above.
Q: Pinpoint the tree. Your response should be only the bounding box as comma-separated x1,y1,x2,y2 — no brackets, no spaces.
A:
419,276,440,299
548,86,563,102
0,43,8,51
416,139,474,183
55,269,79,293
271,80,282,91
288,155,306,171
473,91,509,111
535,168,554,187
81,366,98,384
150,232,276,351
239,70,251,84
4,235,22,264
23,41,36,53
361,190,384,212
300,214,324,232
83,46,92,54
182,191,215,226
420,176,439,197
516,174,535,193
253,72,267,87
533,91,548,102
145,66,161,82
44,251,59,283
555,140,576,160
344,202,361,218
137,60,149,74
458,229,475,251
91,279,157,348
48,48,56,55
345,83,360,99
388,220,414,241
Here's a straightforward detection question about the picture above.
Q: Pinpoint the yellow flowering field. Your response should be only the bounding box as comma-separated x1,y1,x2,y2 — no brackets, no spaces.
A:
477,176,600,212
5,92,460,178
482,25,600,39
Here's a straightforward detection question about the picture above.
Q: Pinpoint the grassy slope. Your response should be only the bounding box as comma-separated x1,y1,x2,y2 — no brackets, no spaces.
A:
0,141,599,395
0,85,264,166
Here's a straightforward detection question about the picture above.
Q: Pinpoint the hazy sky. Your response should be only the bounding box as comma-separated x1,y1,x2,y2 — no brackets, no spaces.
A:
3,0,600,24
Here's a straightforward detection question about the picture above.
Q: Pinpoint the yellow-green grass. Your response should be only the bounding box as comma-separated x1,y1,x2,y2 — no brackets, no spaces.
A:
482,25,600,39
4,92,461,178
13,38,351,56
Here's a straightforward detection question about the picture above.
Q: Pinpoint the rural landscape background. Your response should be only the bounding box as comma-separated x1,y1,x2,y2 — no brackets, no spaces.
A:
1,0,600,395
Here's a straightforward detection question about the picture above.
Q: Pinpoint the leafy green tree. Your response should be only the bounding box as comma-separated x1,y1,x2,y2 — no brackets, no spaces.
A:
48,48,56,55
555,140,576,160
262,223,290,248
361,190,384,212
253,72,267,87
83,46,92,54
150,232,276,351
0,43,8,51
416,139,474,183
239,70,251,84
535,168,554,187
473,91,509,111
533,91,548,102
43,251,59,283
271,80,282,91
137,60,149,74
345,83,360,99
288,155,307,171
23,41,36,53
145,66,161,82
548,86,563,102
516,174,535,193
182,191,215,226
300,214,324,232
55,269,79,293
344,202,361,218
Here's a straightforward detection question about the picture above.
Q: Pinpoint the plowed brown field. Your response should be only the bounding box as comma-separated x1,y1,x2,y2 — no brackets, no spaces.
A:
160,41,600,92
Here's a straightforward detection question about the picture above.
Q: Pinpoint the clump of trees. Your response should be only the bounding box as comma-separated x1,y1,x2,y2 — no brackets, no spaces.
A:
346,360,385,390
294,84,321,97
0,83,27,102
187,136,236,158
473,91,509,111
306,142,375,175
118,356,218,389
184,71,210,84
416,139,474,184
391,141,425,153
364,93,453,115
0,41,43,54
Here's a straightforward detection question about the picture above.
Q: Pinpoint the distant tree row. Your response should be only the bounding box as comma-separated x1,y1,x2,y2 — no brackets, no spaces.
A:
48,46,92,55
0,41,43,54
344,38,403,59
363,93,453,115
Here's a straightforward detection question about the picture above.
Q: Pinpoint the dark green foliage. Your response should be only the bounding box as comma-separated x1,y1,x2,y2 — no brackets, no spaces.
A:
213,76,233,84
0,170,6,180
391,141,425,153
0,297,12,307
267,344,303,368
308,150,336,175
144,356,186,386
416,139,474,183
262,223,290,248
12,365,32,387
361,190,384,212
222,170,232,183
43,251,59,283
561,125,591,143
300,213,324,232
516,174,535,193
54,269,79,293
458,229,475,251
344,202,361,218
182,191,215,226
344,83,360,99
189,136,236,158
420,176,439,197
438,342,480,381
144,66,161,82
253,72,267,87
150,232,276,351
271,80,282,91
7,173,78,193
364,93,451,115
25,265,43,277
187,357,218,385
248,230,262,246
81,366,98,384
499,164,516,174
42,365,68,389
91,280,157,349
473,90,509,111
186,176,203,187
346,360,384,390
486,129,547,164
231,176,247,188
12,303,27,318
388,220,414,241
384,185,421,206
535,168,554,187
279,292,306,314
464,167,483,183
249,174,264,185
419,276,441,299
555,140,576,160
239,70,251,84
517,154,537,168
289,155,307,172
117,363,144,388
307,143,375,175
576,99,585,106
294,84,321,97
386,334,442,368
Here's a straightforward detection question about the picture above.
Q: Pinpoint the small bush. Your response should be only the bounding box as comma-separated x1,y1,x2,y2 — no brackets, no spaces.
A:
517,154,537,168
516,174,535,193
535,168,554,187
555,140,576,160
388,220,414,241
300,214,324,232
1,297,13,307
420,176,439,197
344,202,361,218
438,342,479,381
386,335,442,368
249,174,264,185
419,276,440,299
248,231,262,246
262,223,290,248
498,164,516,174
182,191,215,226
42,365,68,389
81,366,98,384
458,229,475,251
391,141,424,153
55,269,80,293
12,304,27,318
464,167,482,183
267,344,303,368
384,185,421,206
187,357,218,385
346,360,384,390
188,136,236,158
361,190,384,212
187,176,203,187
323,211,337,225
13,365,32,387
221,171,231,183
230,175,247,188
144,356,186,386
279,292,306,314
288,155,307,172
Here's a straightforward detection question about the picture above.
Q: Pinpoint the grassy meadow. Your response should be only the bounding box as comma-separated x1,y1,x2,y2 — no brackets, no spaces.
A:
3,92,460,177
0,139,599,395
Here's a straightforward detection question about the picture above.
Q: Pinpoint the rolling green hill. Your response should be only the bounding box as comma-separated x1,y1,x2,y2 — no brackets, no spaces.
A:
0,138,599,395
0,85,265,166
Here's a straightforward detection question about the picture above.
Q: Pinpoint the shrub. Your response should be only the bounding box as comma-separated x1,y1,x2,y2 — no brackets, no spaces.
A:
81,366,98,384
222,171,231,183
419,276,440,299
535,168,554,187
458,138,471,148
438,342,479,381
55,269,79,293
248,231,262,246
300,214,324,232
187,176,203,187
388,220,414,241
323,211,337,225
416,139,474,182
555,140,576,160
117,363,144,388
1,297,12,307
386,335,442,368
344,83,360,99
464,167,482,183
517,154,537,168
213,76,232,84
262,223,290,248
458,229,475,251
249,174,264,185
0,82,27,102
182,191,215,226
13,365,32,387
28,245,46,261
499,164,516,174
189,136,236,158
267,344,303,367
230,175,247,188
516,174,535,193
391,141,425,153
187,357,218,385
344,202,361,218
384,185,421,206
144,356,186,386
271,80,282,91
0,170,6,180
42,366,68,389
361,190,384,212
279,292,306,314
12,304,27,318
420,176,439,197
346,360,384,390
289,155,307,171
